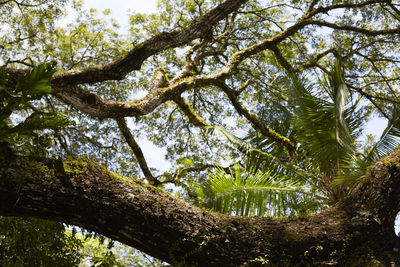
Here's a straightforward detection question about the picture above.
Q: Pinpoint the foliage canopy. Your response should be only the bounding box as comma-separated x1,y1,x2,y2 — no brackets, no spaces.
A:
2,0,400,265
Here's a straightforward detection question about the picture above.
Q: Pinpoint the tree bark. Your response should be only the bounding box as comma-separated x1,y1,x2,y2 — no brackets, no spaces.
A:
0,152,399,266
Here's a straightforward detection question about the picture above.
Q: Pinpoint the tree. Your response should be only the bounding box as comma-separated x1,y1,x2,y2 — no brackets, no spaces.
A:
0,216,83,266
1,0,400,265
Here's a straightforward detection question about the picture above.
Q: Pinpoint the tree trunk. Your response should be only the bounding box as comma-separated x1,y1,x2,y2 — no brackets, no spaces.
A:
1,152,400,266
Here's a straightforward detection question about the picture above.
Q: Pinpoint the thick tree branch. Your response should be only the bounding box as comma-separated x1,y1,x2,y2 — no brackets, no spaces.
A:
4,0,399,135
50,71,226,118
11,1,389,122
0,152,400,265
3,1,400,265
44,7,309,119
50,0,248,87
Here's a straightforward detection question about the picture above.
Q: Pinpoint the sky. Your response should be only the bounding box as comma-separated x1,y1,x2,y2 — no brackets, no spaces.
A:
83,0,158,13
83,0,158,29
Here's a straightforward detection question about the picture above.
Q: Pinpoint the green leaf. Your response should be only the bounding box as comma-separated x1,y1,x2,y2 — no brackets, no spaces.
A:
2,113,74,137
287,61,359,175
16,62,57,99
202,162,317,217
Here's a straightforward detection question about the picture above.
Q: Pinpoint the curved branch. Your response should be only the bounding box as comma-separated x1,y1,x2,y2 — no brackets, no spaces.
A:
218,81,297,157
307,19,400,36
5,0,398,126
309,0,390,17
50,0,248,86
46,8,310,119
174,96,208,127
1,152,400,265
115,117,158,185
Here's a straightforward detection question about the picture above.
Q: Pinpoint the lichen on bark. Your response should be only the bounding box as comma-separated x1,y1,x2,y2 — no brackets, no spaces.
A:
0,150,399,265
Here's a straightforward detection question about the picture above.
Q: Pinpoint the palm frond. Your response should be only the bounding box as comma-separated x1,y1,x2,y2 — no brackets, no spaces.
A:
331,118,400,187
202,162,319,217
327,61,355,153
288,62,358,175
365,113,400,164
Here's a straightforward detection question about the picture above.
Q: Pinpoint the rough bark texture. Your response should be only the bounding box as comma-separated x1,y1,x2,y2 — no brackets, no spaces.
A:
3,0,400,265
1,150,400,266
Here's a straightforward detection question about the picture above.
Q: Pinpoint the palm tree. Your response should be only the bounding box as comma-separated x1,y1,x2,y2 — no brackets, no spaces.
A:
197,60,400,217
